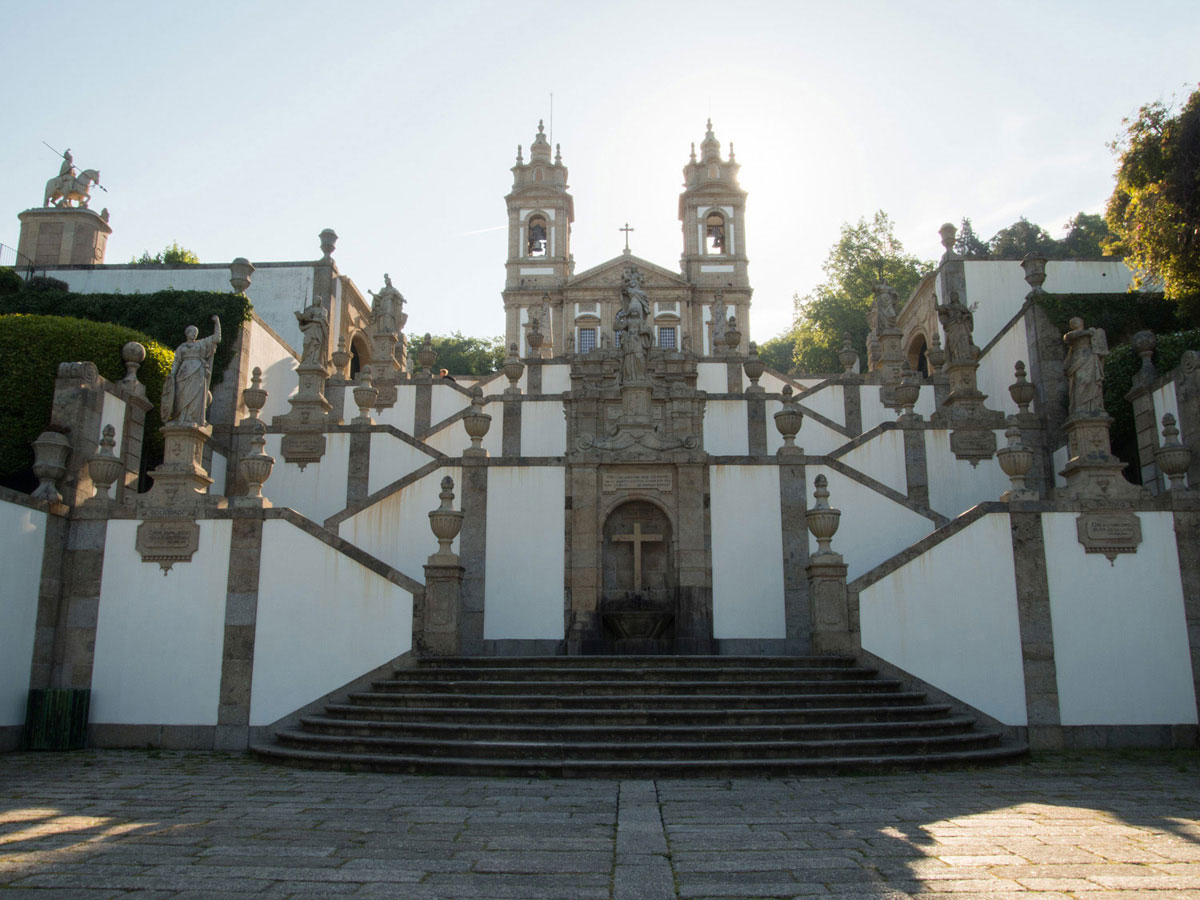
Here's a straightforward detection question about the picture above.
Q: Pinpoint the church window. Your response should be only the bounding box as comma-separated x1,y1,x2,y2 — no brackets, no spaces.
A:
705,212,725,254
578,327,596,354
657,326,676,350
527,215,548,257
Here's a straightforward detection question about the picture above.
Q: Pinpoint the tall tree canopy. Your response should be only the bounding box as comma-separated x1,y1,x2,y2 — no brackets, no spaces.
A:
412,331,504,375
987,217,1058,258
791,212,933,373
131,242,200,265
954,218,990,259
1105,87,1200,314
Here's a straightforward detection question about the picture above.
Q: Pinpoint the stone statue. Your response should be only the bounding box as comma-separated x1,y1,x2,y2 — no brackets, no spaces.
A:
621,267,650,320
615,267,653,384
936,290,976,364
368,273,404,335
872,282,899,331
1063,317,1109,416
44,157,102,209
711,291,727,344
161,316,222,427
59,149,75,179
296,298,329,366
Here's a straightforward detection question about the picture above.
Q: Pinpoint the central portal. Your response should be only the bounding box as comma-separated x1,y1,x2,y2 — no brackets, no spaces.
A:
601,501,676,653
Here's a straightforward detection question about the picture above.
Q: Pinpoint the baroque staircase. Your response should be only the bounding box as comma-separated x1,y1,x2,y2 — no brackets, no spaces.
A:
251,656,1027,776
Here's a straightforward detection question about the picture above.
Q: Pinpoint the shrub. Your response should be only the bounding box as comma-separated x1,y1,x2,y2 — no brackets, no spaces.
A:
0,315,172,492
0,267,22,296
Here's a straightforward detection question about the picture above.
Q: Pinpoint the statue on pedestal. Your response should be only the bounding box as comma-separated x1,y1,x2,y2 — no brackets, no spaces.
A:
937,290,976,364
161,316,222,427
615,267,653,384
368,273,404,336
296,299,329,366
711,291,728,346
1064,317,1108,416
871,282,899,331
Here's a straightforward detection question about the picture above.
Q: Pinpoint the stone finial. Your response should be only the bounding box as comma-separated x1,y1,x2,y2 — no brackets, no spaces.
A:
462,386,492,456
926,332,946,374
318,228,338,262
415,333,437,374
1156,413,1192,491
773,385,803,454
502,342,525,394
1131,330,1157,389
1009,361,1035,415
516,144,523,165
237,419,274,508
997,416,1036,501
121,341,146,385
428,475,464,563
895,369,921,422
331,335,351,379
938,222,957,257
229,257,255,293
805,474,841,557
837,335,858,374
1021,253,1047,292
555,143,562,165
743,341,765,391
31,429,71,502
352,366,378,425
87,424,122,504
242,367,267,422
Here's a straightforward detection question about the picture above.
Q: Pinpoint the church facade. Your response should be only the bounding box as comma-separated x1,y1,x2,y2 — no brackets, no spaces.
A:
1,124,1198,759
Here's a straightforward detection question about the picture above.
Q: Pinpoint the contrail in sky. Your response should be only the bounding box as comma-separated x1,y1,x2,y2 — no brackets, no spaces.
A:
456,225,507,237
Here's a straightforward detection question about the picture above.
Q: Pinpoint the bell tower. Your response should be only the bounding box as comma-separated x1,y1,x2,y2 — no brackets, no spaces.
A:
679,121,751,353
503,121,574,356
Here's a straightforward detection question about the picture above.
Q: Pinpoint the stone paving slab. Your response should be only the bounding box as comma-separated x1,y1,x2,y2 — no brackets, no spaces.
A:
0,750,1198,898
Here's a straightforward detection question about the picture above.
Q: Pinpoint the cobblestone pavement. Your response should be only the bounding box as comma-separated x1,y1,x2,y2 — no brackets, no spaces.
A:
1,751,1199,899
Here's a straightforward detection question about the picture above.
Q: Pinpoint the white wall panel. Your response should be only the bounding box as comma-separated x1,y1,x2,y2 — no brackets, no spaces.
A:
710,466,785,639
704,401,749,455
521,401,567,456
926,430,1010,519
368,432,439,495
0,502,46,726
836,428,908,496
262,432,350,523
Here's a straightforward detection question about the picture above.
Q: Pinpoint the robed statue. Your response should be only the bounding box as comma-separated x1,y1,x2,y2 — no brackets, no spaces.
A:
871,282,899,331
936,290,977,364
296,299,330,366
368,273,404,336
615,266,653,384
162,316,222,427
1063,317,1109,416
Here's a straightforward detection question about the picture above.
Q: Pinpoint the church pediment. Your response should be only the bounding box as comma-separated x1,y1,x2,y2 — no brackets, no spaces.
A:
568,255,689,290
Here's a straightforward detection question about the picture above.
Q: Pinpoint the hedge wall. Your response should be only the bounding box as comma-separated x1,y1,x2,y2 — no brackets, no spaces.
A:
0,315,173,492
0,286,251,391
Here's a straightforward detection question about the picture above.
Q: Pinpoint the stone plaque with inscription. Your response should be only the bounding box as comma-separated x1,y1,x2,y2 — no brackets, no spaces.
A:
281,431,327,469
601,471,674,493
1075,510,1142,564
136,519,201,572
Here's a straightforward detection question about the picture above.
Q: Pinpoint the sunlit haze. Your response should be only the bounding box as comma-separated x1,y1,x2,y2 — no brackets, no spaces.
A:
2,0,1197,342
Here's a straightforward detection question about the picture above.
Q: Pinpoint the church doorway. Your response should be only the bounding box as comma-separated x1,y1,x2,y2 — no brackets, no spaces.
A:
600,500,676,653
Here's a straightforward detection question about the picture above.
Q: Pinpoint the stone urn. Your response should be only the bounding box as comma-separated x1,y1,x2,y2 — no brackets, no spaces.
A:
1131,330,1157,387
87,424,123,503
31,429,72,502
773,385,804,451
502,343,525,393
1008,361,1035,414
743,342,765,390
462,387,492,454
724,322,742,353
238,420,274,505
330,336,351,380
319,228,338,262
229,257,255,294
352,366,379,425
996,418,1035,499
1021,253,1047,291
837,336,858,375
416,333,438,374
894,372,920,420
926,333,946,375
428,476,464,561
1156,414,1192,491
242,367,268,421
526,323,544,354
805,474,841,557
121,341,146,385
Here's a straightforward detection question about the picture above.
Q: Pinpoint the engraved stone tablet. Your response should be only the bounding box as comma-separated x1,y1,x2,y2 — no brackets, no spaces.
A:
280,431,327,470
1075,510,1142,564
136,519,201,572
601,471,674,492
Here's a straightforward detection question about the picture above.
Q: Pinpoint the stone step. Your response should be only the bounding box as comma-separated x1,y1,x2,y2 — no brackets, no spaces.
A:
267,728,1008,764
415,655,858,669
344,690,932,710
320,702,956,726
389,665,879,682
368,677,903,696
297,715,980,744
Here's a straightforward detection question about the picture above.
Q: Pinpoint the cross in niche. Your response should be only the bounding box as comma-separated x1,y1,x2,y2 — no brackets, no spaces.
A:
620,222,635,253
612,522,663,592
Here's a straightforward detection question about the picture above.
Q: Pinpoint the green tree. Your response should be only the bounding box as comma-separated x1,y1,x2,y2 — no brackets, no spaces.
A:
954,218,990,259
755,333,795,373
987,217,1058,258
414,331,504,375
791,212,934,372
1105,87,1200,315
1059,212,1115,258
131,242,200,265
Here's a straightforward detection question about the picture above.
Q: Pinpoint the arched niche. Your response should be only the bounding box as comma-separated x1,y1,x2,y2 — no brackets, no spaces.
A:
601,499,674,601
906,333,929,376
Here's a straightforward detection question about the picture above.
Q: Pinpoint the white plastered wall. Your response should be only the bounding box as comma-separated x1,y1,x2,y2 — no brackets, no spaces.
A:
808,465,935,580
483,467,566,640
100,391,127,453
423,403,503,458
0,502,46,726
704,401,749,455
1043,512,1197,725
1152,380,1180,430
541,364,572,394
710,465,785,639
796,384,844,428
372,385,418,433
262,432,350,523
859,512,1027,724
339,466,461,578
91,520,231,725
207,450,227,495
857,386,894,433
431,385,469,427
246,318,298,421
368,433,439,495
976,318,1029,415
765,403,853,457
697,362,729,393
1045,259,1134,294
962,262,1033,350
521,401,567,456
251,519,413,726
926,430,1011,519
836,429,908,496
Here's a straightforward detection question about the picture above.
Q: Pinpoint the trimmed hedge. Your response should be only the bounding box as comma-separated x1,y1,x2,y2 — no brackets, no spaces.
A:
0,315,172,491
0,267,21,296
0,287,251,390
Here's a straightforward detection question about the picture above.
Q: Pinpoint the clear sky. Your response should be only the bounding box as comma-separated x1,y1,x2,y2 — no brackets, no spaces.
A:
2,0,1196,343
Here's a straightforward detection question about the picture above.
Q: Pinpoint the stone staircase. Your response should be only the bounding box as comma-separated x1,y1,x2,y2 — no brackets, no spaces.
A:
251,656,1027,776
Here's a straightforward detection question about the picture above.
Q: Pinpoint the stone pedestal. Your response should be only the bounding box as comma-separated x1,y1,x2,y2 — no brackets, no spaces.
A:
419,564,464,656
17,207,111,266
275,361,334,468
807,555,854,655
1058,413,1138,500
369,332,403,408
937,360,1002,465
876,328,904,406
138,423,221,515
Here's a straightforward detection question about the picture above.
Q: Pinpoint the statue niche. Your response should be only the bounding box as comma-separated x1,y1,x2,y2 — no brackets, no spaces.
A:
600,500,675,652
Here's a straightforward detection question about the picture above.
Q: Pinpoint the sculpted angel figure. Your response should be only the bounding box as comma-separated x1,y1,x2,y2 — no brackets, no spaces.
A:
162,316,222,427
1063,317,1108,416
296,299,329,366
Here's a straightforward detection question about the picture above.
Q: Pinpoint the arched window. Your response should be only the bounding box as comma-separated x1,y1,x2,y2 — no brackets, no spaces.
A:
527,215,548,258
705,212,725,255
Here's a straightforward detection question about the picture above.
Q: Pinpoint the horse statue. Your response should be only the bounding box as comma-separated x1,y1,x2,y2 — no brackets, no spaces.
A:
44,169,101,209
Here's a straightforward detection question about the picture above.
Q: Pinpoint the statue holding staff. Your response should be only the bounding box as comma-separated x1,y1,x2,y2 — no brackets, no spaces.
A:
162,316,222,427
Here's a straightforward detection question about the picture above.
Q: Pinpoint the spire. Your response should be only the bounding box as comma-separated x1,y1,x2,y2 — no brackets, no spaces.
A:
700,119,721,163
516,144,523,165
530,119,552,163
689,142,696,163
554,143,562,165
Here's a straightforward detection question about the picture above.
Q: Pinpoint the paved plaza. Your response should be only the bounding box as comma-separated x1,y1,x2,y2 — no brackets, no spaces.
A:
1,751,1198,899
